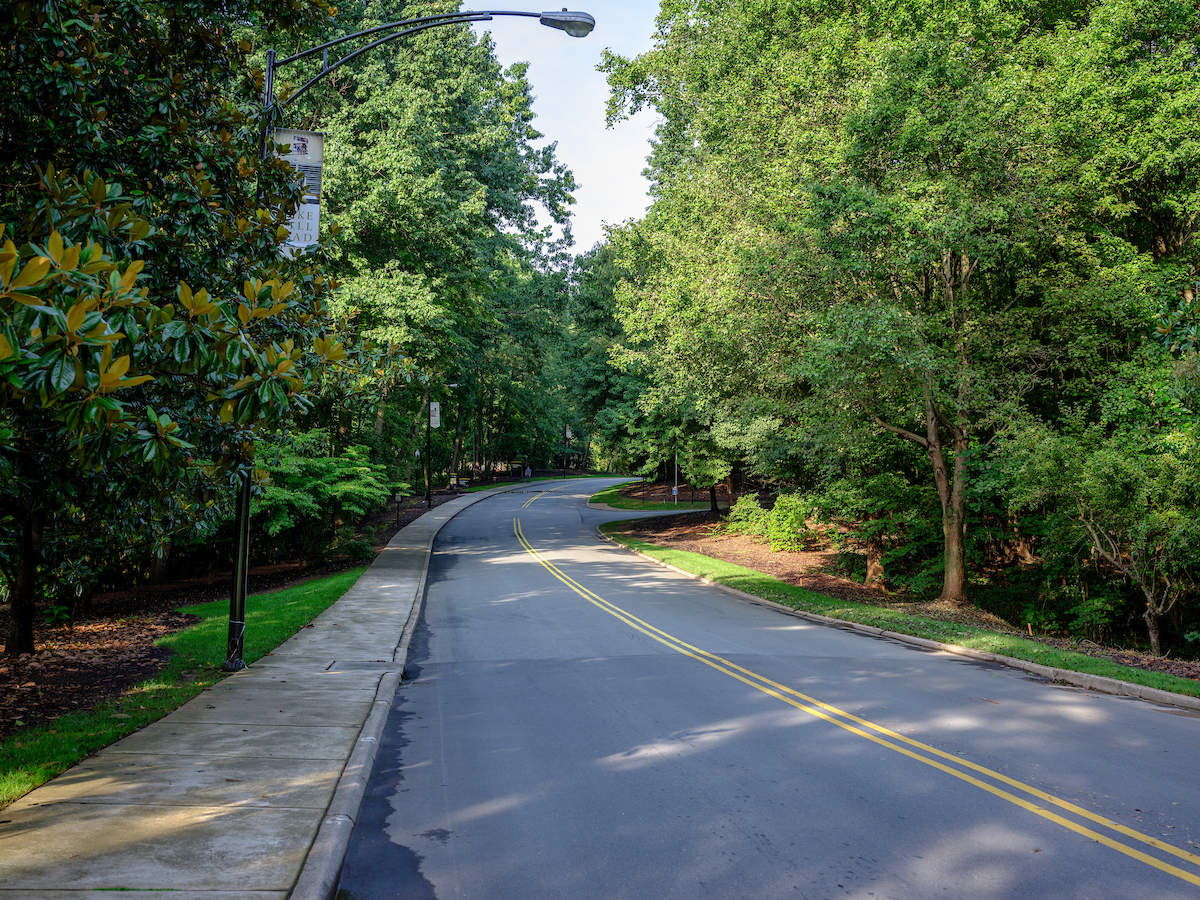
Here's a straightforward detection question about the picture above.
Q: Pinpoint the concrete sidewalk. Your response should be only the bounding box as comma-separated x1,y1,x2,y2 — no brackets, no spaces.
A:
0,486,515,900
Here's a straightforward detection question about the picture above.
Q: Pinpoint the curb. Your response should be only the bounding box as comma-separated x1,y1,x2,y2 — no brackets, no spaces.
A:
290,482,531,900
600,530,1200,715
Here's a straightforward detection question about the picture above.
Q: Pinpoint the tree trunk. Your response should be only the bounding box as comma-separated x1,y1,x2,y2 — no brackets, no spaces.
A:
725,472,737,510
865,534,886,587
918,390,968,604
483,402,496,483
709,484,719,514
408,388,429,493
1145,607,1163,657
473,406,483,481
448,402,466,483
940,489,967,603
5,508,44,656
147,541,172,586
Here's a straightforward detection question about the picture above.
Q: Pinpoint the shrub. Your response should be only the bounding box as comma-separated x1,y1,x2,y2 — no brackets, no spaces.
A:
767,492,814,552
252,430,400,563
723,495,769,538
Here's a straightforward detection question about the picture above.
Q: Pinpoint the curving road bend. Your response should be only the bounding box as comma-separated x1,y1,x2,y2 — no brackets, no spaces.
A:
337,477,1200,899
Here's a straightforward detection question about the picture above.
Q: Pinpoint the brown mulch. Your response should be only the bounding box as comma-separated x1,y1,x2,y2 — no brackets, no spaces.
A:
614,499,1200,683
0,490,472,743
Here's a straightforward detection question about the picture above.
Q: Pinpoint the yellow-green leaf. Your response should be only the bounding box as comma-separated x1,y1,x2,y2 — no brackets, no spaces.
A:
117,260,144,292
47,231,64,265
66,304,86,333
60,244,80,272
0,240,17,284
9,257,51,290
103,354,131,380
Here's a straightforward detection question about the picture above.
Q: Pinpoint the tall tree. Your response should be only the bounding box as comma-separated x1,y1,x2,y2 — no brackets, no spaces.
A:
603,0,1197,609
0,0,343,653
276,0,581,475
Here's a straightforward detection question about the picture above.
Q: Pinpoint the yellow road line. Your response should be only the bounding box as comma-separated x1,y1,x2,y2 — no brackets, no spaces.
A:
513,517,1200,887
522,490,553,509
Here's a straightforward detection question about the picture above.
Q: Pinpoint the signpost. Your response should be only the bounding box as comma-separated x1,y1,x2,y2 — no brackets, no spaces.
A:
426,400,440,507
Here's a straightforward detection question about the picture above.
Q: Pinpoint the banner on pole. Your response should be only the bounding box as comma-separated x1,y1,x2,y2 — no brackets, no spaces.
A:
274,128,324,256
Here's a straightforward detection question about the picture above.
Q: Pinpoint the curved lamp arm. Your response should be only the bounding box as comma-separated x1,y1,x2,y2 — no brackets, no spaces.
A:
267,10,596,111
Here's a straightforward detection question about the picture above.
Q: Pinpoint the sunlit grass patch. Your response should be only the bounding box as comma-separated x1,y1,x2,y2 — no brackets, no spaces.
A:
0,565,368,809
591,483,714,511
602,526,1200,700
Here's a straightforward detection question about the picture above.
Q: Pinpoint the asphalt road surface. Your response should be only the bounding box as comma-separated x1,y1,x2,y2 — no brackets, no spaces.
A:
338,477,1200,899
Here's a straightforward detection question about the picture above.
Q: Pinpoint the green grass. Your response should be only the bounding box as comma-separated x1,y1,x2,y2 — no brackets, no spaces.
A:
0,565,368,809
602,525,1200,700
591,482,719,511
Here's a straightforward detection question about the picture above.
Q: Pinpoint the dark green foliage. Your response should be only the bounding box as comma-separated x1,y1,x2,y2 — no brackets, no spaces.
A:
765,494,815,553
724,496,769,539
0,0,345,654
254,431,398,562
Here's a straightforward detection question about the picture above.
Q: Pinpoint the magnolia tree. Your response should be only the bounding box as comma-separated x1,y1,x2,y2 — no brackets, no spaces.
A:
0,1,345,654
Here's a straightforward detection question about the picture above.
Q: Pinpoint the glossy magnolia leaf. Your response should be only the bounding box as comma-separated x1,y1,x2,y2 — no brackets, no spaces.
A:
66,303,87,334
48,355,74,394
9,256,51,290
117,260,144,292
46,231,64,265
60,244,81,272
0,240,17,284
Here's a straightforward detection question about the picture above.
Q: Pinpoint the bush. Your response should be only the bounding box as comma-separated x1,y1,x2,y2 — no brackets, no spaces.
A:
724,495,770,538
341,540,376,563
767,492,814,552
251,430,400,563
723,492,817,552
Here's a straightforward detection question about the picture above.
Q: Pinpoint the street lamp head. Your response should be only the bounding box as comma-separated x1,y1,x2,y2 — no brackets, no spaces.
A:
539,9,595,37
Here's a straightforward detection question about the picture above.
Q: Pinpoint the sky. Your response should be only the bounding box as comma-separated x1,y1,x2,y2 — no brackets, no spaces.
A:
471,2,661,253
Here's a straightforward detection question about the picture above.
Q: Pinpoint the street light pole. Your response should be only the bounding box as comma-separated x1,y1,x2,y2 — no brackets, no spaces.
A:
426,400,433,508
221,7,595,672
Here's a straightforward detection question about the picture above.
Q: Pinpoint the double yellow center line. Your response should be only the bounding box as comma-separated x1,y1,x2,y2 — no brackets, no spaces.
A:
514,517,1200,887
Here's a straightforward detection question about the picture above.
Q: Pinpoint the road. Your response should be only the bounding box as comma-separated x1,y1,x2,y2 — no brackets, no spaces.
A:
337,477,1200,899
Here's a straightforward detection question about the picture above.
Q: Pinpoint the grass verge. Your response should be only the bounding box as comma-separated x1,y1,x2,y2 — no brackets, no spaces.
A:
602,525,1200,701
0,565,368,809
591,482,718,511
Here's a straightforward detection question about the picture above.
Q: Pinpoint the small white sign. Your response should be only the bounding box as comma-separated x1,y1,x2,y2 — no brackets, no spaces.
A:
429,401,441,429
